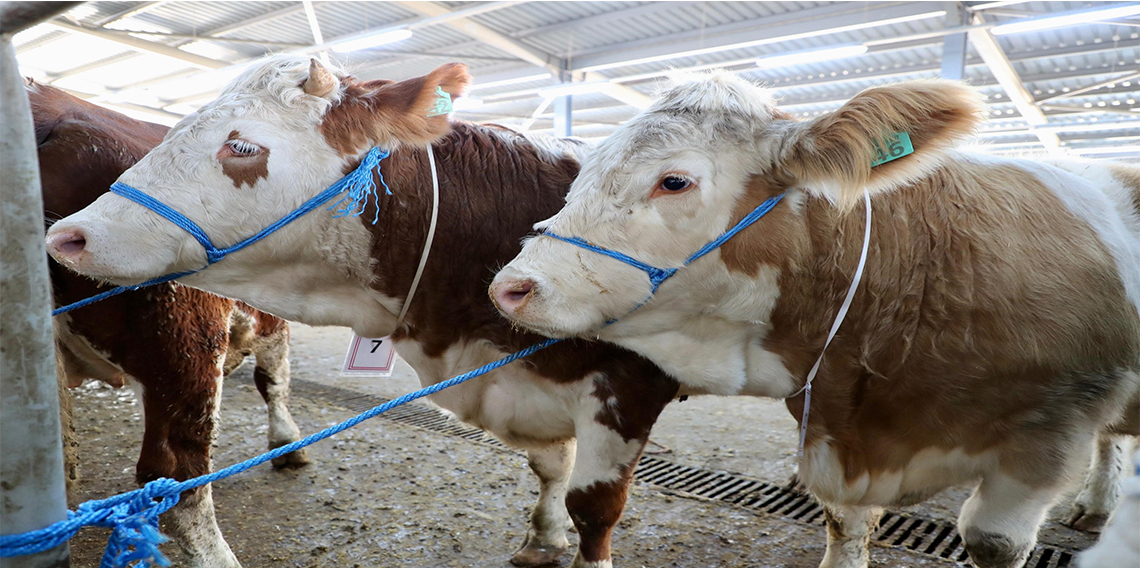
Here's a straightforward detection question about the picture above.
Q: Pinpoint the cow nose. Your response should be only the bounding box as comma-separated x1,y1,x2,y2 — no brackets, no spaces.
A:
492,278,535,315
46,228,88,261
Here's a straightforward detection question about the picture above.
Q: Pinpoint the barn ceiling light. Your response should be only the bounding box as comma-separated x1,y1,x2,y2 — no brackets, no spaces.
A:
1073,145,1140,155
755,44,869,70
452,97,484,111
470,73,553,91
991,4,1140,35
330,29,413,53
537,81,612,98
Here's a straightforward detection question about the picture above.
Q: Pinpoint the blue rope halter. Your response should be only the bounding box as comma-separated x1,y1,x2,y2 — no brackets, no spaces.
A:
543,193,784,296
53,148,390,316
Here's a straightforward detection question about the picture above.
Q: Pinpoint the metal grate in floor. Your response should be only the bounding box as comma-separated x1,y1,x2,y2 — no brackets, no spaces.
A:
266,375,1078,568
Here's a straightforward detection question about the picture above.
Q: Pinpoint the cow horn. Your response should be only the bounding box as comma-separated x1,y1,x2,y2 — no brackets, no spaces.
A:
303,58,336,98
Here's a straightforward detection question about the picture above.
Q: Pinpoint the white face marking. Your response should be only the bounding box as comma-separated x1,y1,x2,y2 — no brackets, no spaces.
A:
46,55,399,334
494,73,782,337
493,74,801,395
51,57,345,282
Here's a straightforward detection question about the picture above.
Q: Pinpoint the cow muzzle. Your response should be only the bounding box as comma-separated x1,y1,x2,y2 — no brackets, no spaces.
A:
45,211,184,285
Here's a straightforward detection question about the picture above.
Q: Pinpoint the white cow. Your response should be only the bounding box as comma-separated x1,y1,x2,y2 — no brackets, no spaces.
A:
492,73,1140,568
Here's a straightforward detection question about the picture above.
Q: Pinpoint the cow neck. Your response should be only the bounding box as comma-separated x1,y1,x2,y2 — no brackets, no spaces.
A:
362,122,582,360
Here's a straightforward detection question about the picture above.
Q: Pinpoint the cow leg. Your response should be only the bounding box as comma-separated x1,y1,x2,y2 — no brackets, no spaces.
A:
959,470,1064,568
565,375,675,568
163,484,240,568
253,328,308,469
137,372,241,568
1067,432,1133,532
564,428,642,568
819,505,882,568
511,440,576,567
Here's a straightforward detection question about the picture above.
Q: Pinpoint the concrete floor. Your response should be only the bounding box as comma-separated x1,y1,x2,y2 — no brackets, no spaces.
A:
64,323,1099,567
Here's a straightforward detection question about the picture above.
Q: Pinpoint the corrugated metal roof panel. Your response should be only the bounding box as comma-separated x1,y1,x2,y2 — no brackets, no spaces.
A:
11,1,1138,158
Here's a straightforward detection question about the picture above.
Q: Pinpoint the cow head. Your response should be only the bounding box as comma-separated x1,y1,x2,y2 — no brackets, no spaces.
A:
45,55,469,329
492,73,983,357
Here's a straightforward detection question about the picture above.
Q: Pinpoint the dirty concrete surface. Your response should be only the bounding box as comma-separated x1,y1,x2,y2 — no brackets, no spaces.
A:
66,324,1098,567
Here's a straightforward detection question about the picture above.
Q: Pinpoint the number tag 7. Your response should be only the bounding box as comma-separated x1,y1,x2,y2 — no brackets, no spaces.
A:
341,332,396,376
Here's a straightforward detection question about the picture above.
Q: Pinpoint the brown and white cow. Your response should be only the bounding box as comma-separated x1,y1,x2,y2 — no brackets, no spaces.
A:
491,73,1140,568
31,81,309,568
42,56,680,568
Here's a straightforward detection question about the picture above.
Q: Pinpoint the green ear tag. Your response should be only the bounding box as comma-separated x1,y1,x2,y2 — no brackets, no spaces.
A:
427,86,453,117
870,131,914,167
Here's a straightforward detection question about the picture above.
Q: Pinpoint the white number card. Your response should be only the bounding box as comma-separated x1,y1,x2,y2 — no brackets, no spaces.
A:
341,333,396,377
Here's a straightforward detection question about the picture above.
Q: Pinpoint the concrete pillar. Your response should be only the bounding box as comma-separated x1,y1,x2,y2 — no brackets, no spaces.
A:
1,3,82,567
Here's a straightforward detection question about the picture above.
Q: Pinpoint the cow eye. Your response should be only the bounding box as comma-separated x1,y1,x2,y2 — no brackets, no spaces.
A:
660,176,691,192
225,139,261,157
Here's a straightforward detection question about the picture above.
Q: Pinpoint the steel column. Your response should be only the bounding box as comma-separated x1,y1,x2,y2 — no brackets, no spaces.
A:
941,3,970,80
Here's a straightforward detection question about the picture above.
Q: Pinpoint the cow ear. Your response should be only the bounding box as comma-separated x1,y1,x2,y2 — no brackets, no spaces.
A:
778,80,985,207
367,62,472,145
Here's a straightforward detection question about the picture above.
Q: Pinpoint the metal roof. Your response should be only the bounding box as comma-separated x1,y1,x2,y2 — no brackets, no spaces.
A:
14,1,1140,160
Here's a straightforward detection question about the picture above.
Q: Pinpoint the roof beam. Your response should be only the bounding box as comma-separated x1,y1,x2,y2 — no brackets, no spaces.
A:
93,29,305,47
301,0,329,65
48,20,227,69
481,38,1125,107
38,4,308,82
92,2,167,27
14,1,164,54
56,86,184,123
967,14,1061,150
513,1,702,39
568,2,950,72
394,1,556,70
1034,70,1140,104
395,1,650,108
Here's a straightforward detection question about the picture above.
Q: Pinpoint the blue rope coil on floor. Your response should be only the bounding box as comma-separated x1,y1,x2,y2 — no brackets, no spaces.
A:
0,337,563,567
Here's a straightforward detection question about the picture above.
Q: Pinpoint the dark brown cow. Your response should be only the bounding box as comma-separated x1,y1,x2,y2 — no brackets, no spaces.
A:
30,81,308,568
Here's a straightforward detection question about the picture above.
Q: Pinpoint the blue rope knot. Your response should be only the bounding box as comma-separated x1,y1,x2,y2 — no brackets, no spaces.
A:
328,147,392,225
647,267,678,293
90,477,182,568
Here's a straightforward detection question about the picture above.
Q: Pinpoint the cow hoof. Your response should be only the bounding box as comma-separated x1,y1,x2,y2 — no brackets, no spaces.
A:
270,446,311,469
1065,505,1109,533
510,536,567,566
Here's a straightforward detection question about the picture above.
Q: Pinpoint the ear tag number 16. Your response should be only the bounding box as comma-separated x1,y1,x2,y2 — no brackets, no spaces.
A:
870,131,914,167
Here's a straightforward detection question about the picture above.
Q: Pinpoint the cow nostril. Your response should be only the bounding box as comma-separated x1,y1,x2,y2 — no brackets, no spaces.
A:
494,279,535,314
48,229,87,258
59,236,86,255
504,282,533,303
